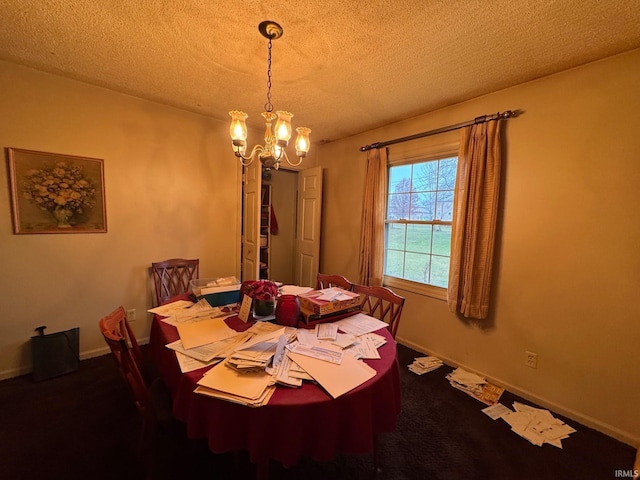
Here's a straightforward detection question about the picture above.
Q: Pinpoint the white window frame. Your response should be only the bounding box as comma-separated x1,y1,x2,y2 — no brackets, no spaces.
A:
383,142,459,301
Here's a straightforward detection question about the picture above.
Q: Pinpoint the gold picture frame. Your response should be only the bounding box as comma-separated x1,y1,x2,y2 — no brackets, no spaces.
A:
6,148,107,234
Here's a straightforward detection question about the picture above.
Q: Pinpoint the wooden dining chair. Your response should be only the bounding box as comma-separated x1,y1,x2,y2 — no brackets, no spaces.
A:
151,258,199,306
315,273,354,291
99,307,175,476
352,284,405,339
352,284,405,474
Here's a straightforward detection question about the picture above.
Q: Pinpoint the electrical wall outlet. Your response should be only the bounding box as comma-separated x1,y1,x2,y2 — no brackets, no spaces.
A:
525,351,538,369
126,309,137,322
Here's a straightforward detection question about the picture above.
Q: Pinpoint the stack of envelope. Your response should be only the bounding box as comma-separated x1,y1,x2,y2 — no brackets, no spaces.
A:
166,333,253,373
195,361,277,407
447,367,504,405
408,356,444,374
501,402,576,448
226,334,282,372
194,326,292,407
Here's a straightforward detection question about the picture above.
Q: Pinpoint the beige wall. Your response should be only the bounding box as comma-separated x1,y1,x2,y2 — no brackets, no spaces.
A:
0,61,242,375
317,49,640,445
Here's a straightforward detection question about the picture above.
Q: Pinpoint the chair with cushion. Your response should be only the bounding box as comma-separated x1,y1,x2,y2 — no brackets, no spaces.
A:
99,307,175,475
315,273,354,291
151,258,199,306
352,284,405,339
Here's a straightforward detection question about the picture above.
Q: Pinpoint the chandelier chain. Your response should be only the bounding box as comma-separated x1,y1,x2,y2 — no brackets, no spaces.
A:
264,38,274,112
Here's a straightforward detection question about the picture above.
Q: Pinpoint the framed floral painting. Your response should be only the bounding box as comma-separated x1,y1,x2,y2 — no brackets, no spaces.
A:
6,148,107,234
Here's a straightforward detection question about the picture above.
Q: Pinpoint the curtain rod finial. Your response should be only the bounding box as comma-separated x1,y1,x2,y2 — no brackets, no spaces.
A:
360,142,381,152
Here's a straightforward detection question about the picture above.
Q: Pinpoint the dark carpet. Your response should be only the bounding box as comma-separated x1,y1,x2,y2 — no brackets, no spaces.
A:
0,344,635,480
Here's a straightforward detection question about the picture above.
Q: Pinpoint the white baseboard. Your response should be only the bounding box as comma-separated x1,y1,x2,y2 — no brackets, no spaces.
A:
0,365,30,381
397,336,640,448
0,336,150,381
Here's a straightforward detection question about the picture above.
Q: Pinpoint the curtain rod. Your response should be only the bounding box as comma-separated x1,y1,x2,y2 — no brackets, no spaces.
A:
359,110,519,152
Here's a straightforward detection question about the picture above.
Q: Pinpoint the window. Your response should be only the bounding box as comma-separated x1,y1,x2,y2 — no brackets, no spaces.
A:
384,154,458,299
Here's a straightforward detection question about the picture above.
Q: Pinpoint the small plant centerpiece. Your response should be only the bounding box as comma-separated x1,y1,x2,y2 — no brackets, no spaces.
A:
241,280,279,317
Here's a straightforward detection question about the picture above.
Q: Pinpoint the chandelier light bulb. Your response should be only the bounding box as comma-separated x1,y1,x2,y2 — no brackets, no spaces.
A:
274,111,293,145
295,127,311,157
229,111,248,142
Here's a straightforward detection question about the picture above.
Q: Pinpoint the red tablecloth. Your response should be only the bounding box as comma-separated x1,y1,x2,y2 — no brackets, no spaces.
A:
149,299,401,467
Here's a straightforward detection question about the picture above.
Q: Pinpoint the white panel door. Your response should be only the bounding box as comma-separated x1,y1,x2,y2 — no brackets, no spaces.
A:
242,161,261,281
294,166,323,288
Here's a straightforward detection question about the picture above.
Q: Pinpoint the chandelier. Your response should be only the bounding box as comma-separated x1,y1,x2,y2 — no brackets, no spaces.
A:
229,21,311,170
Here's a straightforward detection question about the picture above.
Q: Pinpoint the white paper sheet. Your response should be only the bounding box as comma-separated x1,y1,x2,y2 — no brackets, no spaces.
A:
288,351,376,399
332,313,389,336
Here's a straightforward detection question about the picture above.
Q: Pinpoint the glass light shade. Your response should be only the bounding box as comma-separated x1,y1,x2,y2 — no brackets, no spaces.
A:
229,110,248,142
295,127,311,157
274,111,293,145
273,144,283,160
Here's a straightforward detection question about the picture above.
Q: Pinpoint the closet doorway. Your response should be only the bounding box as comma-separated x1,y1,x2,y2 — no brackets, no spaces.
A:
241,162,323,287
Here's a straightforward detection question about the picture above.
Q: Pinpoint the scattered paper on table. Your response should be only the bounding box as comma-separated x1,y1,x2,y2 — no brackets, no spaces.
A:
197,360,274,400
177,317,237,349
344,335,381,360
287,342,344,364
317,323,338,341
315,287,354,302
148,300,194,316
280,285,314,296
288,350,376,399
194,384,276,407
330,333,357,349
332,313,389,336
175,351,221,373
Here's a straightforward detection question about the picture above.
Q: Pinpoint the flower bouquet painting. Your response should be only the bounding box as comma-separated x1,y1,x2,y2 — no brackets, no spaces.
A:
7,148,107,234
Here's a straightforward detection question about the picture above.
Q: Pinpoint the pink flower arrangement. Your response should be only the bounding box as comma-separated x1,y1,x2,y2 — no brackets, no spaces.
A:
241,280,279,301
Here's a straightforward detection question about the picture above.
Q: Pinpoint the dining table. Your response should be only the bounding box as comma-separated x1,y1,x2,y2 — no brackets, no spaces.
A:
148,293,402,478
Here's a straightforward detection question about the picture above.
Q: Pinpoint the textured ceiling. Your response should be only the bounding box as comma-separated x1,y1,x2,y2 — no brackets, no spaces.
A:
1,0,639,144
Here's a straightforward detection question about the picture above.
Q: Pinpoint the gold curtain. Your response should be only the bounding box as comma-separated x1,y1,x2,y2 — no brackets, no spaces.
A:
448,120,502,319
358,148,388,286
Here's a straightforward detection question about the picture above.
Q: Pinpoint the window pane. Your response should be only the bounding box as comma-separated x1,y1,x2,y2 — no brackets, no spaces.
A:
410,191,434,220
404,252,431,283
435,190,454,221
406,224,431,254
413,161,438,191
387,193,411,219
432,225,451,255
404,251,431,283
389,165,412,193
431,255,450,288
438,157,457,189
385,249,405,277
386,223,406,250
